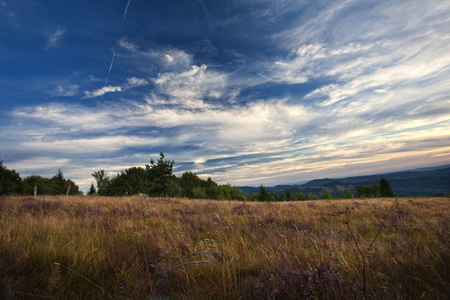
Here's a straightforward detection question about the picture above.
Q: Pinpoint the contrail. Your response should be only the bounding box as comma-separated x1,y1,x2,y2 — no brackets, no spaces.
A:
0,78,67,101
101,0,132,98
121,0,132,28
105,50,116,85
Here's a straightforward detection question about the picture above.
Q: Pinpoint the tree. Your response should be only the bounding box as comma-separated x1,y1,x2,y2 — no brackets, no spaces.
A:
355,185,367,198
0,161,22,195
346,189,353,199
92,170,111,196
87,183,96,195
22,175,53,195
192,186,206,199
355,184,380,198
205,177,220,199
379,177,395,197
145,152,175,197
51,169,67,195
286,191,291,201
179,171,205,198
229,186,245,201
269,192,278,202
291,190,315,201
369,184,380,198
291,190,305,201
50,169,82,195
321,188,332,199
108,167,147,196
257,184,269,202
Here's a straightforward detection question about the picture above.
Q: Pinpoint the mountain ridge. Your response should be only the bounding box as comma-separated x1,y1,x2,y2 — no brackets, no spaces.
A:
238,164,450,197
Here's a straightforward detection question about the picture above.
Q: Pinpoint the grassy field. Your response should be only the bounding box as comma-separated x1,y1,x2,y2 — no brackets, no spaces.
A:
0,195,449,299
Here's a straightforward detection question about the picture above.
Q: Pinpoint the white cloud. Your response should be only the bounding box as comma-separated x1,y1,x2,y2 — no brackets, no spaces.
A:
154,64,227,107
10,157,70,174
119,45,193,73
295,43,324,58
3,1,450,191
84,85,122,98
165,54,174,63
125,77,148,88
83,77,148,98
118,37,137,51
47,27,66,48
20,136,167,154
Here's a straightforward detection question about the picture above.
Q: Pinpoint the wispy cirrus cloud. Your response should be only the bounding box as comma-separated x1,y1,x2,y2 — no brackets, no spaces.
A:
46,27,65,48
2,0,450,192
51,84,79,97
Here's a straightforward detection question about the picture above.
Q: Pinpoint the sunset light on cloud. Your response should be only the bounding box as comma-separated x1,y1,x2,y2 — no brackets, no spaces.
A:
1,0,449,192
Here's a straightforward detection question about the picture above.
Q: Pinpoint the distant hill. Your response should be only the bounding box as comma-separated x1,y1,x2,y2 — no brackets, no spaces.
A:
239,165,450,197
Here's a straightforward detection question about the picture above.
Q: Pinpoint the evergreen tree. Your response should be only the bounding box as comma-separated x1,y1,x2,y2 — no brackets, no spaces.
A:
257,184,269,202
145,152,175,197
51,169,67,194
379,177,395,197
88,183,96,195
0,161,22,195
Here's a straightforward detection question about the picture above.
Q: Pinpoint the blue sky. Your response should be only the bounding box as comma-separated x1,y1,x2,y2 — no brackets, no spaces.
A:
1,0,449,193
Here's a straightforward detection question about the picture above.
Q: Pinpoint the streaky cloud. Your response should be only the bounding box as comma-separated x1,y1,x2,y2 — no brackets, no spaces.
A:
84,85,122,98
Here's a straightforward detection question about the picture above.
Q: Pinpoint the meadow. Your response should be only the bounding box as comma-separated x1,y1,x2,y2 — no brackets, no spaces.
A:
0,195,449,299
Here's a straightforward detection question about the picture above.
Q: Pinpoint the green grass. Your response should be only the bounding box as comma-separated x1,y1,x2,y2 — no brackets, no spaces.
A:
0,196,449,299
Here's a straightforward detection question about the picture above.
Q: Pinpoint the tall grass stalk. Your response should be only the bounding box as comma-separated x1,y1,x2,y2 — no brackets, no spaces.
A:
345,199,398,298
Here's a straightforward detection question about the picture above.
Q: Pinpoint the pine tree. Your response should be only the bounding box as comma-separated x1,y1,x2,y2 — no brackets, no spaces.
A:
145,152,175,197
88,183,96,195
379,177,395,197
257,184,269,202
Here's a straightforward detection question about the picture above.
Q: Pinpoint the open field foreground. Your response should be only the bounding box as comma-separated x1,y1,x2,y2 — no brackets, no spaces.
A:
1,196,449,299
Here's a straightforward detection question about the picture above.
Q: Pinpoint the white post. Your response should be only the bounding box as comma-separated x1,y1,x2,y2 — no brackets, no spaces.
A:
33,186,37,199
66,184,71,196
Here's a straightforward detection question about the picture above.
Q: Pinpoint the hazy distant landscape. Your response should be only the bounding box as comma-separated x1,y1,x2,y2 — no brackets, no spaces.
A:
240,165,450,198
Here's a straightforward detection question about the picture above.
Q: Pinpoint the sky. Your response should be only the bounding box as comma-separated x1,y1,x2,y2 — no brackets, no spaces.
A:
1,0,450,193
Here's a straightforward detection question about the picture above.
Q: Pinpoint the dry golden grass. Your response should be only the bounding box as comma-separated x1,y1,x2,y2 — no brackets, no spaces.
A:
0,195,449,299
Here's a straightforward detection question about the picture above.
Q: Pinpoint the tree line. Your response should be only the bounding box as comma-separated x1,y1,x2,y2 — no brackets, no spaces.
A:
1,154,396,200
0,161,82,196
89,153,246,200
354,177,395,198
248,177,395,202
